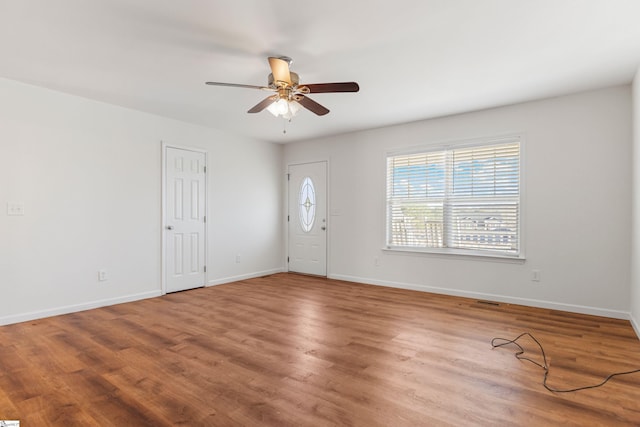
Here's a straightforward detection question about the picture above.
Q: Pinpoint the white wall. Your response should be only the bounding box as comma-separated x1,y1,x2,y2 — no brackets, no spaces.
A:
284,86,632,318
0,77,283,325
631,69,640,334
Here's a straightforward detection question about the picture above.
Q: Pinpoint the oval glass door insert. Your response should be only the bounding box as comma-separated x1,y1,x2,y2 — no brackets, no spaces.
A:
299,177,316,232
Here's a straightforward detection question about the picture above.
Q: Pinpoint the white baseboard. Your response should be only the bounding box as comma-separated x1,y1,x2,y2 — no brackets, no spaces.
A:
631,313,640,340
329,274,630,320
0,290,162,326
207,268,284,287
0,269,285,326
5,271,635,339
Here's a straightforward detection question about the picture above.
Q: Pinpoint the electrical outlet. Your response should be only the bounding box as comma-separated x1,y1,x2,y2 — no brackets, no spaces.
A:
374,257,380,267
235,254,241,263
7,201,25,216
98,270,107,281
531,269,541,282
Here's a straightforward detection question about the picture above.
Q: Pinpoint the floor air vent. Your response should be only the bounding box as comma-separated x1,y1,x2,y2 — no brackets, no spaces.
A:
477,300,501,306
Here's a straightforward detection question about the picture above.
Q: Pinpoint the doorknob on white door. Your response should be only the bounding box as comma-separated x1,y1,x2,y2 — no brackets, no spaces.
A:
166,225,174,230
321,226,326,230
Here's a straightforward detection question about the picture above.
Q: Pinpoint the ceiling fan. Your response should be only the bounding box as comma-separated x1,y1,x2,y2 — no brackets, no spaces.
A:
205,56,359,118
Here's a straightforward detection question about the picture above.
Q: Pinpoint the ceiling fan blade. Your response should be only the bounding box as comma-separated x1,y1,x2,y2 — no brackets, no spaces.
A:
206,82,272,91
297,95,330,116
248,96,277,113
301,82,360,93
268,57,292,86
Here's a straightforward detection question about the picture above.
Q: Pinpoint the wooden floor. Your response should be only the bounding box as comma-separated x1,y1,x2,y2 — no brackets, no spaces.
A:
1,273,639,426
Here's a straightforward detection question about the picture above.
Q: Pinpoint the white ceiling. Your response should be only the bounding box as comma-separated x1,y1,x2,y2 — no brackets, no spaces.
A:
2,0,640,143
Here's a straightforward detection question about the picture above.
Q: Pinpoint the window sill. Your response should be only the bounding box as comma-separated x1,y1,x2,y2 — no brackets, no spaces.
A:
382,246,526,263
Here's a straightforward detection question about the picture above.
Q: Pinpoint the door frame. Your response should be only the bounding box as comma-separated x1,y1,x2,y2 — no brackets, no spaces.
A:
286,159,330,276
161,142,208,295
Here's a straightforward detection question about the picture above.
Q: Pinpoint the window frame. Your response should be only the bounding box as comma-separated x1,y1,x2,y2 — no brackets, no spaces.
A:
384,135,525,260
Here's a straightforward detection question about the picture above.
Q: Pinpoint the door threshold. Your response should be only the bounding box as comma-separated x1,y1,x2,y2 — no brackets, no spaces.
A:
287,271,327,279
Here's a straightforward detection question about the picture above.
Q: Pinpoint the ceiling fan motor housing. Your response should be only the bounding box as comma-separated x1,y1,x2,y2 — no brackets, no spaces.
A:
268,71,299,89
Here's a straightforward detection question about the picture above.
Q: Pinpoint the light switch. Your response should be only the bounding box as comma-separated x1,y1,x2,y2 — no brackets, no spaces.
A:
7,201,25,216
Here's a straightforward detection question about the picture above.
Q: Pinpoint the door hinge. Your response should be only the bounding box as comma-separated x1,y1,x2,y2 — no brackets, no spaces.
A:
287,256,289,263
204,265,207,272
287,173,290,181
204,215,206,223
287,215,289,222
204,166,207,173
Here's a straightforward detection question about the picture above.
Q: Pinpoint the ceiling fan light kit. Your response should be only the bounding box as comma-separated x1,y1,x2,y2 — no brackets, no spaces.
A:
267,98,301,119
205,56,359,121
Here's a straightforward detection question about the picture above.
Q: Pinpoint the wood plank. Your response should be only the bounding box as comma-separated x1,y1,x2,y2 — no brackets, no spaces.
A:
0,273,639,425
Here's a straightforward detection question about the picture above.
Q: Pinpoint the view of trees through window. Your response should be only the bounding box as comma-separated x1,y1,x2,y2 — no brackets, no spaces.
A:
386,139,520,256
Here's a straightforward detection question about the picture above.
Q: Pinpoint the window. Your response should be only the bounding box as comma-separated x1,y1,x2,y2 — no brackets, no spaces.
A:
299,176,316,233
386,137,521,257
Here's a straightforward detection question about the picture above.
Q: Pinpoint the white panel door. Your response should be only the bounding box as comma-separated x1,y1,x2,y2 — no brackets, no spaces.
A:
164,147,206,293
288,161,327,276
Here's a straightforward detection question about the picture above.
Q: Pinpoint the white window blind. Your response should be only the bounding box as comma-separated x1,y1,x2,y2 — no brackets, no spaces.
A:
386,139,521,256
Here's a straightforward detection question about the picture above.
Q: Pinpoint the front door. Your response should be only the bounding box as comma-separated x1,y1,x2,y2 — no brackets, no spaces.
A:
164,146,206,293
288,161,327,276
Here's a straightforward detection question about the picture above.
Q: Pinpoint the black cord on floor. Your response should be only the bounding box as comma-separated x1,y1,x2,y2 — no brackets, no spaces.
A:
491,332,640,393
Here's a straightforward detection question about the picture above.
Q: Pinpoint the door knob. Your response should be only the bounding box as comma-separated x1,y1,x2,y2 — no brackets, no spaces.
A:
166,225,174,230
321,226,326,230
